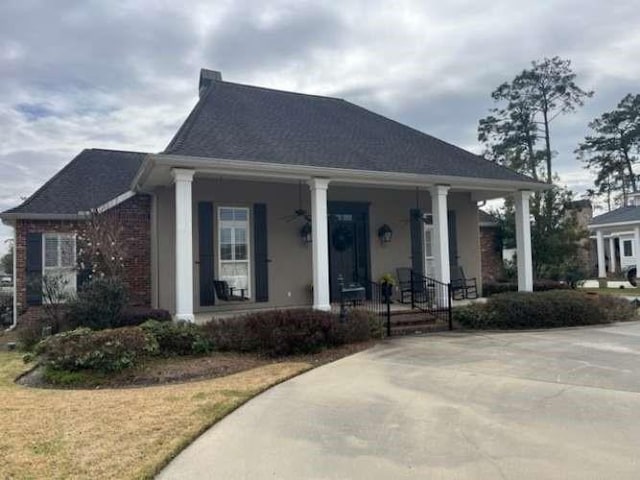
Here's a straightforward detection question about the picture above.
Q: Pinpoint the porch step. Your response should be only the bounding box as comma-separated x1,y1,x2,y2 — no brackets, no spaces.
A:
389,312,445,326
389,322,450,336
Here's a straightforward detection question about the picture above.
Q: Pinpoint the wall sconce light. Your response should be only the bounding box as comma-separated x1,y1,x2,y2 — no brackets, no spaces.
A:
378,224,393,244
300,221,312,245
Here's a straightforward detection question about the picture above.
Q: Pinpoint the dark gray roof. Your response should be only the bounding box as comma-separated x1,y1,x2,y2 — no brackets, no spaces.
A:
3,149,146,216
590,206,640,226
166,79,538,184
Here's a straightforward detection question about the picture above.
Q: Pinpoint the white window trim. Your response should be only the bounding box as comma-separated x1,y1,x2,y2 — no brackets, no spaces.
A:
42,233,77,301
217,206,252,299
423,217,436,278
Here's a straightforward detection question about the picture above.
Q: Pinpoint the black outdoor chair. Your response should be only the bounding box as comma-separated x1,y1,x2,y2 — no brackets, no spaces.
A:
396,267,429,304
450,266,478,300
213,280,248,302
396,267,413,303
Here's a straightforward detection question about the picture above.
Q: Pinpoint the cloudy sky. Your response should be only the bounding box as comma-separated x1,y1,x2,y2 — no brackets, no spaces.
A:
1,0,640,254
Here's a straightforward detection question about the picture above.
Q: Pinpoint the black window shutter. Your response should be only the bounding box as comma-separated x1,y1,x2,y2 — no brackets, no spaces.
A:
448,210,458,267
410,208,424,276
77,266,92,291
253,203,269,302
198,202,215,306
26,233,43,306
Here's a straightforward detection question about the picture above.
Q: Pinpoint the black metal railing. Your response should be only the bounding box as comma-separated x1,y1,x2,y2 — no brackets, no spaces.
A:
339,278,392,336
338,271,452,335
410,271,452,330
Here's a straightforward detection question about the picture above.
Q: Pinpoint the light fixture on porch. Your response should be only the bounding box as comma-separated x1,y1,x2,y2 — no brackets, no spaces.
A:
378,224,393,244
300,221,312,245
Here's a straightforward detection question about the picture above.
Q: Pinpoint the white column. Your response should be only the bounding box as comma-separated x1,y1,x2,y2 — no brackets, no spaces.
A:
514,190,533,291
173,168,195,322
596,230,606,279
609,237,616,274
634,226,640,272
431,185,451,308
309,178,331,311
430,185,451,286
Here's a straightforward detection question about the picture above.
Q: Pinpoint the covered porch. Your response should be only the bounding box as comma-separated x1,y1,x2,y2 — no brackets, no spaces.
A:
138,156,538,322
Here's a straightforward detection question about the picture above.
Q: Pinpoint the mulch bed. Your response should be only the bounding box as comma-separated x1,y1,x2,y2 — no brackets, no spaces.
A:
18,340,377,389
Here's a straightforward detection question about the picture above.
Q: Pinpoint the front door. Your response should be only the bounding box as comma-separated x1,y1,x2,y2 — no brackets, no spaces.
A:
328,202,371,302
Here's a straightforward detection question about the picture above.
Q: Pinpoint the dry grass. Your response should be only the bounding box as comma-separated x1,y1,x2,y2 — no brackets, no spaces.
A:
0,351,311,479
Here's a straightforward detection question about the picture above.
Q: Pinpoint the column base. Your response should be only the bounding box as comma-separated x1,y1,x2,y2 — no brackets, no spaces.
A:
312,304,332,312
174,313,195,323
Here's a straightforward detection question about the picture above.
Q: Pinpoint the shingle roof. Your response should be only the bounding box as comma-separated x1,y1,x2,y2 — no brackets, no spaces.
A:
165,79,539,184
590,206,640,226
2,149,146,216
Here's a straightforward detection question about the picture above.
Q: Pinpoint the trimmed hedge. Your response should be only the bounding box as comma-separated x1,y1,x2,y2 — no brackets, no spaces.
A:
454,291,636,330
141,320,213,356
119,307,172,327
483,280,570,297
202,309,373,356
36,327,159,372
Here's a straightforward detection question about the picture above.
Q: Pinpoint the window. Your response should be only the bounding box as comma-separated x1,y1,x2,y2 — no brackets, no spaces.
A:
218,207,251,298
424,218,435,278
624,240,633,257
43,233,77,298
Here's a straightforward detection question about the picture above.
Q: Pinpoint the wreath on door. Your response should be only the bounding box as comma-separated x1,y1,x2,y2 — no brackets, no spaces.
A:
332,224,354,251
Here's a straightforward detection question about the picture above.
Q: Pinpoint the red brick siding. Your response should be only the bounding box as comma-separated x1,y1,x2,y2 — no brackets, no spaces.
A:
15,195,151,323
480,225,503,282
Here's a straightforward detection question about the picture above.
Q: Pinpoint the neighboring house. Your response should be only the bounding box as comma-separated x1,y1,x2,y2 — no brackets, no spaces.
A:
590,192,640,278
1,69,545,323
478,211,503,282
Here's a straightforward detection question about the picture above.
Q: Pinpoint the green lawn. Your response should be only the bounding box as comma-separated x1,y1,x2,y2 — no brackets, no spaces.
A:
579,287,640,296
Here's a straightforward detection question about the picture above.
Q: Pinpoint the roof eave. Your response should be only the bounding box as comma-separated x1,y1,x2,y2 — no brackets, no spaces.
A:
0,212,88,222
588,219,640,230
148,153,549,192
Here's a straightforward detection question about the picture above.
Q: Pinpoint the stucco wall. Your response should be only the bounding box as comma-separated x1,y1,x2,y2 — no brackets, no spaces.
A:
154,178,481,313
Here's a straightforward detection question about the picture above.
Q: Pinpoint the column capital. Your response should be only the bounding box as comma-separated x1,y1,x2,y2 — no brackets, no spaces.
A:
308,178,330,190
430,184,450,196
172,168,195,183
515,190,534,200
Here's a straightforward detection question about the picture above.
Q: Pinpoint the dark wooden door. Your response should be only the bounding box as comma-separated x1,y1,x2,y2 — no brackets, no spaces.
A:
328,202,371,302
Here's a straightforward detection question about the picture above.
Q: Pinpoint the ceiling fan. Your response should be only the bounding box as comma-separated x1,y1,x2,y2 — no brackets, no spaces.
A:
280,181,311,223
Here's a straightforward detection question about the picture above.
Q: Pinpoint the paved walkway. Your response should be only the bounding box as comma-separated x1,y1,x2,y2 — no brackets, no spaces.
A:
158,322,640,479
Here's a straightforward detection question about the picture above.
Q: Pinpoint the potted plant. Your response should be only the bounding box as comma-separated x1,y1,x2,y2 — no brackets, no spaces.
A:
379,273,395,298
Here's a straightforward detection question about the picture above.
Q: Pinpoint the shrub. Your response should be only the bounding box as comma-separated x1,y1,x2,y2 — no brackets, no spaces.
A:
328,310,374,345
0,291,12,328
118,307,172,327
17,315,68,351
594,294,637,323
66,277,129,330
483,280,570,297
454,291,636,330
36,327,158,372
202,309,371,356
141,320,212,356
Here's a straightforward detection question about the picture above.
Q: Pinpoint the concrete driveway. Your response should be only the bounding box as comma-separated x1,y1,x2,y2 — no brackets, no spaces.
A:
159,322,640,479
